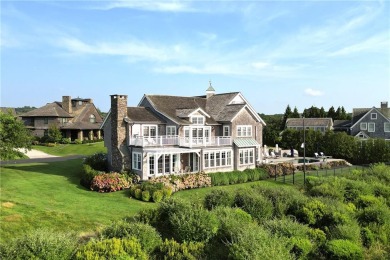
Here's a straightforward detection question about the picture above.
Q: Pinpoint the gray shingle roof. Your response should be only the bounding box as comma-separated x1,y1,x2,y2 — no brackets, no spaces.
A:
61,121,101,130
286,118,333,127
20,103,72,117
126,107,165,123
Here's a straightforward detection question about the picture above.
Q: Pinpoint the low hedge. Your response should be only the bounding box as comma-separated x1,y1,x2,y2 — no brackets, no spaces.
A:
209,168,268,186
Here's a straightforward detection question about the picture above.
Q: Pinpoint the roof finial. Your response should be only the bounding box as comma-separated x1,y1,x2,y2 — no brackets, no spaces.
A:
206,80,215,92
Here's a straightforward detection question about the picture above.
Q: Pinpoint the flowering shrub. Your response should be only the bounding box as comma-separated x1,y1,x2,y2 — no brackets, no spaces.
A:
90,173,130,192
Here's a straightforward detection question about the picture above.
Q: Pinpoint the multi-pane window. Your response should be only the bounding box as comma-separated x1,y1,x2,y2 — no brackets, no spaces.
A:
360,123,367,131
368,123,375,132
149,156,155,175
44,117,49,124
371,113,377,120
237,125,252,137
59,118,68,125
239,148,254,165
166,126,176,136
143,125,157,137
204,150,232,168
191,116,204,125
223,125,230,136
132,152,142,170
384,122,390,132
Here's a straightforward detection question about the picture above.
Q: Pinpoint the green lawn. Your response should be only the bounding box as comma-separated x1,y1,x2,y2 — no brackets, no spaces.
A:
0,159,153,244
32,141,106,156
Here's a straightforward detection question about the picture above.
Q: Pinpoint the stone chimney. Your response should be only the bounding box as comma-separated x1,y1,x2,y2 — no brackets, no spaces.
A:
110,94,128,172
86,98,93,104
62,96,72,114
206,81,215,98
381,101,388,109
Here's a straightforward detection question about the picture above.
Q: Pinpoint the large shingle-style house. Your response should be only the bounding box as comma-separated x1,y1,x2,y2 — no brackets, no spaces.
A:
285,118,333,133
20,96,103,140
102,87,266,180
347,101,390,140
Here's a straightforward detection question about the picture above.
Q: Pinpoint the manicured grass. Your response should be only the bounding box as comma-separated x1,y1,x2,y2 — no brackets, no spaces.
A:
32,142,106,156
0,159,154,244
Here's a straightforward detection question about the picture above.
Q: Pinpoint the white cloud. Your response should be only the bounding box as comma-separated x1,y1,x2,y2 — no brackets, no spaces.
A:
304,88,324,97
251,62,270,70
97,1,194,12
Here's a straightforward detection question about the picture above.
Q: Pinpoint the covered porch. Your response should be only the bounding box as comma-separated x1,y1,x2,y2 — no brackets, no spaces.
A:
143,147,201,178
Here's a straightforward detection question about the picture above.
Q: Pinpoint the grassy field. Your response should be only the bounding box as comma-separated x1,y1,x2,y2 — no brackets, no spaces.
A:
0,159,153,244
0,156,296,244
32,141,106,156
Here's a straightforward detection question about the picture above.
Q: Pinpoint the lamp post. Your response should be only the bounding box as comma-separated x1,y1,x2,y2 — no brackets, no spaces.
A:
303,116,306,184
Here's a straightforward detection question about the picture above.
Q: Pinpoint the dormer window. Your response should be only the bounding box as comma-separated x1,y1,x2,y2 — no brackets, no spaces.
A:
191,116,204,125
371,113,377,120
89,114,96,123
78,101,83,106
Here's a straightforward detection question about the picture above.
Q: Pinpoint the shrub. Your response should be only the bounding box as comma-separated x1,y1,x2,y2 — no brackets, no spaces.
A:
170,204,219,242
75,237,147,260
263,217,311,239
83,153,107,171
74,139,82,144
134,189,142,200
328,221,361,244
80,164,101,188
204,189,234,210
60,137,71,144
152,190,163,203
361,227,374,248
142,190,150,202
153,239,205,260
355,195,382,209
100,220,162,253
90,173,130,192
357,205,390,227
162,187,173,200
234,189,273,221
289,237,313,259
0,229,78,260
323,239,363,260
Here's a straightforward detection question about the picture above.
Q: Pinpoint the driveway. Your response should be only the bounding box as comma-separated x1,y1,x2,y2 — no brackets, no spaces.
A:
0,149,85,165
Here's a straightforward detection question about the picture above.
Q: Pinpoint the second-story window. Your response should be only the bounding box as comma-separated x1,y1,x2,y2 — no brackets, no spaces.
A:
371,113,377,120
384,122,390,132
44,118,49,124
143,125,157,137
223,125,230,136
237,125,252,137
360,123,367,131
191,116,204,125
166,126,176,136
89,114,96,123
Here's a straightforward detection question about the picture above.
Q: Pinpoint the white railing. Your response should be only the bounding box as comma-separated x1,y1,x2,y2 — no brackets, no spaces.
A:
129,135,232,147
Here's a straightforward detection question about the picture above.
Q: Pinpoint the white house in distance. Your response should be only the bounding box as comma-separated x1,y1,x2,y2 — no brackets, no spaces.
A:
102,86,266,180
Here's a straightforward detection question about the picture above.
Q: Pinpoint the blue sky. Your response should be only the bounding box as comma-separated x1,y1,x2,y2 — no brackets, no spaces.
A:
1,1,389,114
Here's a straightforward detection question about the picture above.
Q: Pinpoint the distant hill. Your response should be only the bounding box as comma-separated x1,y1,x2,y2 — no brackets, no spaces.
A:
15,106,37,115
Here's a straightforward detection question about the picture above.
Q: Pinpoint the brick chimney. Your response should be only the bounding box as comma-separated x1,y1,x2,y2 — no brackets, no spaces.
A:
381,101,388,109
110,94,128,172
206,81,215,98
62,96,72,114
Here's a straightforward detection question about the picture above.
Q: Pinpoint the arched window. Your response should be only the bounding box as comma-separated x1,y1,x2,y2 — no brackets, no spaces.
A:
89,114,96,123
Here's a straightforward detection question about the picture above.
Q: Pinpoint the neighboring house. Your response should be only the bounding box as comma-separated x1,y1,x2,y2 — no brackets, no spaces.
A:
333,120,352,133
285,118,333,133
20,96,103,141
0,107,17,117
348,101,390,140
102,86,266,180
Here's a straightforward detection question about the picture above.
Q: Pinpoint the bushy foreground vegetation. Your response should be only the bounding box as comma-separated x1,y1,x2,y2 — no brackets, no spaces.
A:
2,164,389,259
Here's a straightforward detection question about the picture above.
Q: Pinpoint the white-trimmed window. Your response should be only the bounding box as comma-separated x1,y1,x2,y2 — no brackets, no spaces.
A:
132,152,142,170
166,126,176,136
149,156,155,175
360,123,367,131
204,150,232,168
385,122,390,132
237,125,252,137
223,125,230,136
143,125,157,137
239,148,254,165
368,123,375,132
371,113,377,120
191,116,204,125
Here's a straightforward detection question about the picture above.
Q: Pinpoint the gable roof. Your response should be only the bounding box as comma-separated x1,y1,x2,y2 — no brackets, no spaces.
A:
20,103,72,118
350,107,390,129
125,107,165,124
333,120,352,128
286,118,333,127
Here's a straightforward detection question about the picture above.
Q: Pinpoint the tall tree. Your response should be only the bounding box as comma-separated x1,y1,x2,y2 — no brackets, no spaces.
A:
327,106,336,120
0,111,33,160
281,105,293,130
319,107,326,118
292,107,300,118
48,124,63,143
335,107,342,120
